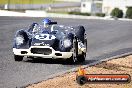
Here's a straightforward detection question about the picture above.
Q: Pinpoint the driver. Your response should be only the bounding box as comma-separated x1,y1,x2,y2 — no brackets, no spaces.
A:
42,18,51,29
41,18,51,33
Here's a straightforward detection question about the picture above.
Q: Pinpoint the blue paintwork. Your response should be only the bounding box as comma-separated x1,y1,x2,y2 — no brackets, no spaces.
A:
13,23,78,52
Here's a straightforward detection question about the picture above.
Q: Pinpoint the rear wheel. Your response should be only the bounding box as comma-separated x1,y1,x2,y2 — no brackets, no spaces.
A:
77,53,86,62
84,38,87,52
77,37,87,62
14,55,23,61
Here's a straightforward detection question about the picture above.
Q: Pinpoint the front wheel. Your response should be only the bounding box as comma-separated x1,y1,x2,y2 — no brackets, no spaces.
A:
14,55,23,61
67,38,78,64
77,53,86,62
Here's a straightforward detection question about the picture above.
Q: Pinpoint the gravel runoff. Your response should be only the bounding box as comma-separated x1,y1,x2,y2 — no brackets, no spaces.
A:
27,55,132,88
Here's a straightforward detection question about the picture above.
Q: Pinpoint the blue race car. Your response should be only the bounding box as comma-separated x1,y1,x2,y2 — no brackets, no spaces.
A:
13,18,87,63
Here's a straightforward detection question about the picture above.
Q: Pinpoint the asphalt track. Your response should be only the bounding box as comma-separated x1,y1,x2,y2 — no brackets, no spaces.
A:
0,17,132,88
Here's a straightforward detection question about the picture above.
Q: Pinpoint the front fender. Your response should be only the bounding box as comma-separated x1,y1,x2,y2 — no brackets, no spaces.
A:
13,29,30,49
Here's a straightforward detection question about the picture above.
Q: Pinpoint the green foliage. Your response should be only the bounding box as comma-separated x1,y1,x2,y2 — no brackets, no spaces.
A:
126,7,132,19
69,11,106,17
68,12,91,16
95,13,105,17
110,8,123,18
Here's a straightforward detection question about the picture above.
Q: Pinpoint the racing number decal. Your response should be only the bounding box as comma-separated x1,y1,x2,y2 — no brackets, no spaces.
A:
35,34,56,40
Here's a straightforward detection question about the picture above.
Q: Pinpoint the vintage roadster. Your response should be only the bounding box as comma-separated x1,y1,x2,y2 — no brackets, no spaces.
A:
13,19,87,63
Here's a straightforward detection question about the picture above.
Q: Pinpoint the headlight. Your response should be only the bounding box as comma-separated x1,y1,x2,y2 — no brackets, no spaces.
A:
15,36,24,45
63,39,71,48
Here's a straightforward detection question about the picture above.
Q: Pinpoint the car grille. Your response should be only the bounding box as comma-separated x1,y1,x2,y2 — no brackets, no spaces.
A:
31,48,52,55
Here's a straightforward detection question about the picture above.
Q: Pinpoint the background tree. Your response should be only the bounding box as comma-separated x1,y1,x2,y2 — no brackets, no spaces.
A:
126,7,132,19
110,8,123,18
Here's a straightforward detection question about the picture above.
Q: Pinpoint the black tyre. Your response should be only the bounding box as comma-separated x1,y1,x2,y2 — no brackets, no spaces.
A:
84,38,87,52
76,75,87,85
77,38,87,62
77,53,86,62
14,55,23,61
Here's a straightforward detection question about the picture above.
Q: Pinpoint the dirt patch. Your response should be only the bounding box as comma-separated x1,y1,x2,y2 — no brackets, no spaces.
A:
27,55,132,88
